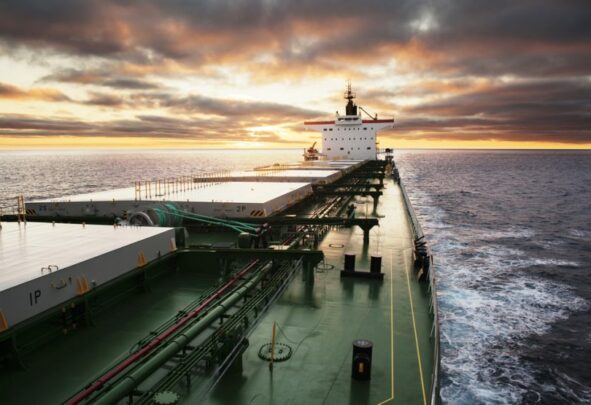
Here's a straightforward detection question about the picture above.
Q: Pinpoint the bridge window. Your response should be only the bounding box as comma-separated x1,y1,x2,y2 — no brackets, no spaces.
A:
364,127,367,130
329,128,333,131
367,147,371,150
340,147,344,150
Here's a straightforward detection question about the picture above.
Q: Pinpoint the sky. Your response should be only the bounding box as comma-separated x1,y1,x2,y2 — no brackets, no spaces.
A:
0,0,590,149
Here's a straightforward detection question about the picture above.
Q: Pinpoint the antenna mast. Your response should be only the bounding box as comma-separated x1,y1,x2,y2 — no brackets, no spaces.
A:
344,80,358,116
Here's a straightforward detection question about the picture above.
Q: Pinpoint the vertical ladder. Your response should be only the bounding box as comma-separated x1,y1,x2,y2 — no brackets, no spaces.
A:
16,195,26,225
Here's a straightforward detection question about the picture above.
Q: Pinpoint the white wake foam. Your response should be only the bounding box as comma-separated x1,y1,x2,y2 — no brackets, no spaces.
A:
412,196,588,404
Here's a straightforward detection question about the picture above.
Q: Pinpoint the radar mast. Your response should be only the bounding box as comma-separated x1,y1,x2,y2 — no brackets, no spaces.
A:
344,81,358,116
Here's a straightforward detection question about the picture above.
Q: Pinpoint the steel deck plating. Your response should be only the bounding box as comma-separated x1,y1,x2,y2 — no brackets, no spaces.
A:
0,222,175,327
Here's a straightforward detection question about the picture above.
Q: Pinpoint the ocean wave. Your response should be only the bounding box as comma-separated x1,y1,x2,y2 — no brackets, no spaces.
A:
428,205,588,404
396,152,591,405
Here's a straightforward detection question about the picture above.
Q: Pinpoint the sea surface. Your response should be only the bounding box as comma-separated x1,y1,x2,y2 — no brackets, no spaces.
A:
1,148,590,404
395,150,591,405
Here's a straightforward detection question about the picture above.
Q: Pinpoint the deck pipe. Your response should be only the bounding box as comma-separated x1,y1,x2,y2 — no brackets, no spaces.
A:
133,262,298,403
67,259,266,405
92,261,273,405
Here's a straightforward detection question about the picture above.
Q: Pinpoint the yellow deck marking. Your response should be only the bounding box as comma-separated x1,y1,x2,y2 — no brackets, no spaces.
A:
405,258,427,405
377,249,395,405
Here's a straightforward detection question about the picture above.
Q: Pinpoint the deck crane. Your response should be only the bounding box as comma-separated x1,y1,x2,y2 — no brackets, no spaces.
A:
304,141,322,161
359,105,378,120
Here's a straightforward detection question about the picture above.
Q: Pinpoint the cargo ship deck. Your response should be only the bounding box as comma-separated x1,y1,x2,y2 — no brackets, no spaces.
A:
0,158,439,405
204,179,434,405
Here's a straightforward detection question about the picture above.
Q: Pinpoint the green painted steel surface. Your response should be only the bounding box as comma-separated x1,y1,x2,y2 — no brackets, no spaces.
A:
0,178,436,405
0,263,218,404
203,181,434,405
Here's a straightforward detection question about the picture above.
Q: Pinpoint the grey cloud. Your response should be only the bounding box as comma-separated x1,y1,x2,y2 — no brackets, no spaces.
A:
160,94,325,119
0,114,244,140
42,69,162,89
2,0,588,76
1,0,590,145
0,112,305,143
392,79,591,143
84,92,125,106
0,81,70,101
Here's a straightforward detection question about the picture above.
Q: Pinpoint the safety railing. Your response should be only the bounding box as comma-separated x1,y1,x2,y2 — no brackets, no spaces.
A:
398,179,441,405
132,170,234,201
0,195,27,226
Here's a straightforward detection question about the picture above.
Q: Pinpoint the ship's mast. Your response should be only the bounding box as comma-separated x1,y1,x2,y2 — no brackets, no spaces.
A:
344,81,358,116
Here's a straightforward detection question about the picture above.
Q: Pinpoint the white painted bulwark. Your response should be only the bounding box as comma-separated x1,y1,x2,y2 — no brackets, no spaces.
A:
0,222,175,328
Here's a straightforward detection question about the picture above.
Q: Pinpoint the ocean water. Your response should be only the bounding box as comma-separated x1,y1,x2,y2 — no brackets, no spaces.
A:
1,149,589,404
0,149,301,211
395,150,591,404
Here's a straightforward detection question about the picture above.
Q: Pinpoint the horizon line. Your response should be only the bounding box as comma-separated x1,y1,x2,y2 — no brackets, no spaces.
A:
1,147,590,152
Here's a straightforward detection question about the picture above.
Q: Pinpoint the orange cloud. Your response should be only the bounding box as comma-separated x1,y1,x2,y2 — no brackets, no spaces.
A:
0,0,590,149
0,82,70,101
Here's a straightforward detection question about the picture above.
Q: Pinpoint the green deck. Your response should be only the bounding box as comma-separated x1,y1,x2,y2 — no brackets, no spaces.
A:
0,181,436,405
0,259,219,403
204,180,434,405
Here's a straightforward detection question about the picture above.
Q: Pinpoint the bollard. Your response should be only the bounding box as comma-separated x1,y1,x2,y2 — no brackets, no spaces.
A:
370,255,382,274
352,339,373,381
344,253,356,273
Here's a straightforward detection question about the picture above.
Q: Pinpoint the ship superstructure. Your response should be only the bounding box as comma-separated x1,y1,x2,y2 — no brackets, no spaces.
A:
305,83,394,160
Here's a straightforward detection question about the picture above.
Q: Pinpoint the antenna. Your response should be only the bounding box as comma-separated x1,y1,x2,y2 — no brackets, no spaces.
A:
344,80,358,116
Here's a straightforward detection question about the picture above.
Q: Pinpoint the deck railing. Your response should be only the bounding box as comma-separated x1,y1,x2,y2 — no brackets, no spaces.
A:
0,198,24,221
398,179,441,405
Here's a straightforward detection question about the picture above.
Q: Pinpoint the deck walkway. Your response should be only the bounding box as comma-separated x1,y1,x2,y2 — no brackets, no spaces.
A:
204,179,434,405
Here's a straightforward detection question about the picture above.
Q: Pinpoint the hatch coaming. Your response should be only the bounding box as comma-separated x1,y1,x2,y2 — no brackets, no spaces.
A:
0,222,175,328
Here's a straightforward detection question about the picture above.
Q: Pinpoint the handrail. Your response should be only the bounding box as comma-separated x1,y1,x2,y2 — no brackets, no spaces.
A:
0,201,18,216
398,178,441,405
399,180,425,240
